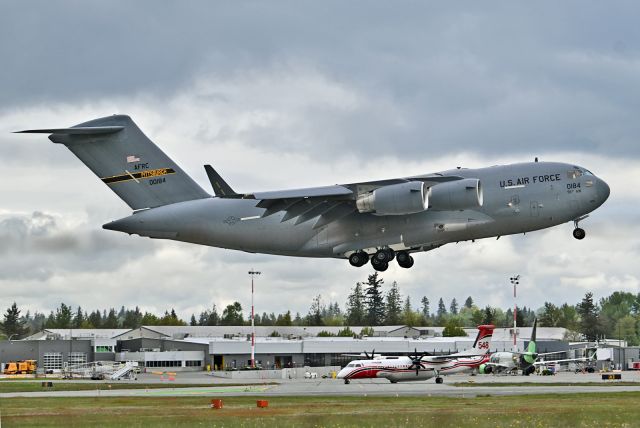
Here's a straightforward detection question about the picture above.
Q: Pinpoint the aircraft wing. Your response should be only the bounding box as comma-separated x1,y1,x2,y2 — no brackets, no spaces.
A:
534,357,592,366
422,353,487,362
241,174,465,229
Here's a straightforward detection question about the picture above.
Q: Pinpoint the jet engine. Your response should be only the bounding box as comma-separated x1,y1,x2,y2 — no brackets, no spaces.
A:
356,181,428,215
478,364,492,374
428,178,483,211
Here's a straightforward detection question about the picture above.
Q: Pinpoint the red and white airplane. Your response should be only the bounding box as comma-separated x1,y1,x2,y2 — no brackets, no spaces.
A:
337,325,494,384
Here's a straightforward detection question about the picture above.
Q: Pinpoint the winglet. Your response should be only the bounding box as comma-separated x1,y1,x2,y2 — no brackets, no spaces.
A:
204,165,238,197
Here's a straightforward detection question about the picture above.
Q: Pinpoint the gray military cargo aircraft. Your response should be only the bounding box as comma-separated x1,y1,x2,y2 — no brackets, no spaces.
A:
18,115,610,271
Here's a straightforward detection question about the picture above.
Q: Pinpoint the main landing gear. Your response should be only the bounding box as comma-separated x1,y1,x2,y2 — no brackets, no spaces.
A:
435,377,443,384
348,249,415,270
573,216,587,240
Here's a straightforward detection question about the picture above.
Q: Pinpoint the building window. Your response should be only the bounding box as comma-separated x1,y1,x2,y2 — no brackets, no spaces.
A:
96,346,113,353
304,353,325,367
144,361,182,368
68,352,87,366
185,360,202,367
43,352,63,370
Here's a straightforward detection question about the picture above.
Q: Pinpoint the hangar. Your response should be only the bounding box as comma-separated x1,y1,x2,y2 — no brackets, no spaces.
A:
1,325,592,373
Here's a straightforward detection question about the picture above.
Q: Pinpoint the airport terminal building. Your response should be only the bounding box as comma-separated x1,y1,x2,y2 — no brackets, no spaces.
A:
2,325,638,373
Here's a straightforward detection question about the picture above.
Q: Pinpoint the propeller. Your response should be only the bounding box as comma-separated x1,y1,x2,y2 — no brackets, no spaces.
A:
408,348,429,376
363,349,376,360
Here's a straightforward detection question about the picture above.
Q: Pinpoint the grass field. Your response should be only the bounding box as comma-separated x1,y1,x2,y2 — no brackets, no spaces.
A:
452,381,640,387
1,393,639,427
0,381,274,393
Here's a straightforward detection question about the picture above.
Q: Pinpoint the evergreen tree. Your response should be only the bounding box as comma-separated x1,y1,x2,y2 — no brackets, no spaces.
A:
577,292,600,341
345,282,366,325
436,298,447,323
464,296,474,309
123,306,143,329
364,273,385,326
0,302,29,339
307,295,325,326
72,306,84,329
103,308,120,329
450,298,459,315
54,303,73,328
88,310,102,328
190,314,197,326
401,296,417,326
276,310,292,326
420,296,430,319
384,282,403,325
482,306,496,325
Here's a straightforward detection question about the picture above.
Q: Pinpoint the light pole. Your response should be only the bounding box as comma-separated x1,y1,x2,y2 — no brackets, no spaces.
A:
248,270,261,368
510,275,520,352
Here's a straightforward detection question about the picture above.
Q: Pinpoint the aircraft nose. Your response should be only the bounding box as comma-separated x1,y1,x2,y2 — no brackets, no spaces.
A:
596,177,610,203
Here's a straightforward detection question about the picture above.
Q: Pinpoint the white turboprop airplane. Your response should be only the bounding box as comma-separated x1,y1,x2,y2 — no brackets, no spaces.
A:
337,325,494,384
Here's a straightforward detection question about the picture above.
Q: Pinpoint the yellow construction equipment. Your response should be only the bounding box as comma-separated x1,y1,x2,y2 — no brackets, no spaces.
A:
3,360,37,374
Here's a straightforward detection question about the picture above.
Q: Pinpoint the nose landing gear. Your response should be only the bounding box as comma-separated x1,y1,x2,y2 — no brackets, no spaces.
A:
573,216,588,240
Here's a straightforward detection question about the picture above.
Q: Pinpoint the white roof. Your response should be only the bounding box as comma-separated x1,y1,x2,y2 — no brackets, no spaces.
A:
25,328,130,340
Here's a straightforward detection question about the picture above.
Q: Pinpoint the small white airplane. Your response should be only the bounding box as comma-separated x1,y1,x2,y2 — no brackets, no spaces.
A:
336,325,494,384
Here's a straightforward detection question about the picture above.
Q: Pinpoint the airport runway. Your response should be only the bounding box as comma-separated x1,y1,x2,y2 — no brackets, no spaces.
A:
3,372,640,399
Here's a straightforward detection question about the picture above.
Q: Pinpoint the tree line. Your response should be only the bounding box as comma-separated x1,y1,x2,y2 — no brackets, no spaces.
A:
2,273,639,344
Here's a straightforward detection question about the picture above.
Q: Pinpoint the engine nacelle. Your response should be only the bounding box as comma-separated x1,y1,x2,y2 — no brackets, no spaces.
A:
356,181,428,215
428,178,483,211
478,364,492,374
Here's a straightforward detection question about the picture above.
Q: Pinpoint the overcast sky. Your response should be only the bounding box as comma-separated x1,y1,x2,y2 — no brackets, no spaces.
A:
1,1,639,321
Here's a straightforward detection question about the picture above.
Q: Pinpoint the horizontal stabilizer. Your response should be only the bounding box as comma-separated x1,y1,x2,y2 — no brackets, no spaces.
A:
15,126,124,135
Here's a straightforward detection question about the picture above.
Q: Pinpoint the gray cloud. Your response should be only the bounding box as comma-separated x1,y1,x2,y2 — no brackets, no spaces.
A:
2,2,639,319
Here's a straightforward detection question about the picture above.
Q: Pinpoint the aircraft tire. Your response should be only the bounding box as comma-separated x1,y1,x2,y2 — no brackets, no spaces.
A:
397,252,414,269
349,252,368,267
435,377,443,384
372,260,388,272
385,248,395,261
573,228,586,240
374,249,389,263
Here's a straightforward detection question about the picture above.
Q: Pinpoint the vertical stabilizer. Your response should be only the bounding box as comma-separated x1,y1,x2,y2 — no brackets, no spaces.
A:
18,115,210,210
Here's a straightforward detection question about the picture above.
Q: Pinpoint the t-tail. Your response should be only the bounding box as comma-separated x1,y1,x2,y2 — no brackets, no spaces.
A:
17,115,210,210
455,324,495,356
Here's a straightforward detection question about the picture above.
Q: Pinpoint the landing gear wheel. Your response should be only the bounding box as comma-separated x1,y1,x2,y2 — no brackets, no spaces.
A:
349,252,369,267
371,257,389,272
344,379,350,384
374,249,389,263
396,251,414,269
573,227,586,240
435,377,443,384
385,248,395,262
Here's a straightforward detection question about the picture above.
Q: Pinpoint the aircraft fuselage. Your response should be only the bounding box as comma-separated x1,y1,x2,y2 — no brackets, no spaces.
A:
104,161,610,260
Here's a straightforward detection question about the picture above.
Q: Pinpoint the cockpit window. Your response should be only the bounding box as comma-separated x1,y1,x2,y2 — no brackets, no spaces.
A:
355,363,362,367
346,363,355,367
567,169,583,179
583,170,593,176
